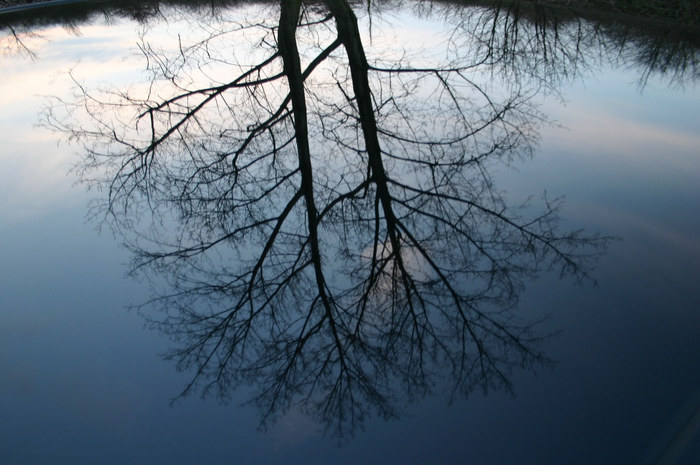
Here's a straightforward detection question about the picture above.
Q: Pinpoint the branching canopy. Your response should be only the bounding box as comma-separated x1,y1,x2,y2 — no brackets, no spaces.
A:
45,0,610,438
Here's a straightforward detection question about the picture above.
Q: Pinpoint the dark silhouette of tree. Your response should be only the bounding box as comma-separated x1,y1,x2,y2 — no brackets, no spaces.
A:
44,0,613,438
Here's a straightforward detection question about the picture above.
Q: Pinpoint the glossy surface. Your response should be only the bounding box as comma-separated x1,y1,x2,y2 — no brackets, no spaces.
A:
1,2,699,463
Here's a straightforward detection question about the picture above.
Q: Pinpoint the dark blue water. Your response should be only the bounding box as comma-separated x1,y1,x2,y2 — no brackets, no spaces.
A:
1,3,698,464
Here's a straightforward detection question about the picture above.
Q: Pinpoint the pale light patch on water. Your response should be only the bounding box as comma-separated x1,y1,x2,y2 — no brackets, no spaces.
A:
0,21,147,223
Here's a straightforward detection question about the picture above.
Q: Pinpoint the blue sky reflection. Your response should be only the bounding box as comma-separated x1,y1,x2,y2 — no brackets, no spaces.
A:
0,5,699,464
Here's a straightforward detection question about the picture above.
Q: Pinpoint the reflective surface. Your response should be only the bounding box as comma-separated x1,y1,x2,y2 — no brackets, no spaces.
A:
1,2,699,464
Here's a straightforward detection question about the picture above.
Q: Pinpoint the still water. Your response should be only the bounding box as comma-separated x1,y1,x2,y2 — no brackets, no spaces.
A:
1,1,699,464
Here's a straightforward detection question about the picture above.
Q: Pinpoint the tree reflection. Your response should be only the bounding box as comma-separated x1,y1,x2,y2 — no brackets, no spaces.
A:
43,0,617,438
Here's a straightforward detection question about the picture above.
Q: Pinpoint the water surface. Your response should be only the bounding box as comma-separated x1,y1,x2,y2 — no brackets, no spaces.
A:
1,2,699,464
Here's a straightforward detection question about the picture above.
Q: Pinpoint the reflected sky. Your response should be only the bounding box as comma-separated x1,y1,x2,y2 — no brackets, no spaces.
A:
0,21,144,222
1,2,699,464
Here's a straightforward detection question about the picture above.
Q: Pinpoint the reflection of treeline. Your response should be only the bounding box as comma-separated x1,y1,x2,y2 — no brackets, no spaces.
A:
538,0,699,85
422,0,699,86
2,0,697,85
540,0,699,26
601,12,699,85
449,0,699,25
0,0,253,27
2,0,700,27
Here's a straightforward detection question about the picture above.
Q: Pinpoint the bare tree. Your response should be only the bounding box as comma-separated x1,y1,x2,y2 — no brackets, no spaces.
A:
45,0,609,438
